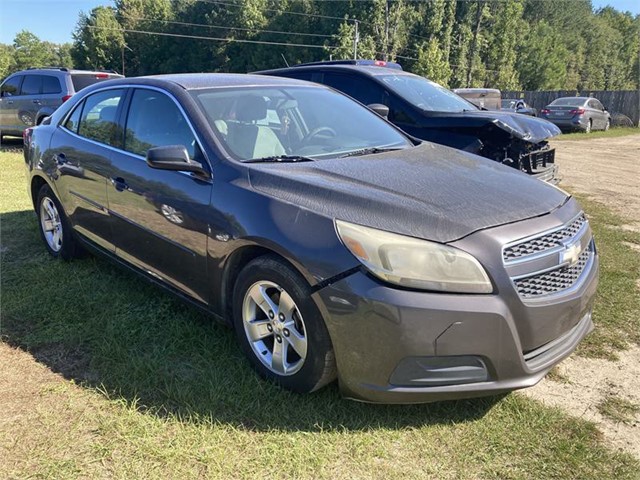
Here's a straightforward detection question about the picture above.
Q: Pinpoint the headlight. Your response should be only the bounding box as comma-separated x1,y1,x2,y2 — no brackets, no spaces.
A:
335,220,492,293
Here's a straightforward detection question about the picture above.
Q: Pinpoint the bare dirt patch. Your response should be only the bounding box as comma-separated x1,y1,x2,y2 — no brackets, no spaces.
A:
523,133,640,458
552,134,640,220
525,346,640,458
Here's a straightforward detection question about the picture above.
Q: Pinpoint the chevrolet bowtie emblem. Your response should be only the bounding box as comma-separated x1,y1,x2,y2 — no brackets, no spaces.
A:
561,242,582,266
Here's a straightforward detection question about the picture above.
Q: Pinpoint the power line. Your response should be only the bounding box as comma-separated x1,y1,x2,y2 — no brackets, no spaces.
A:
190,0,436,43
87,25,339,49
193,0,361,23
124,16,335,38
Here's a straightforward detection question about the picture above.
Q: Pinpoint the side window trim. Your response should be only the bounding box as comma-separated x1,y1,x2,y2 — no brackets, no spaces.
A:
56,84,212,173
120,86,212,172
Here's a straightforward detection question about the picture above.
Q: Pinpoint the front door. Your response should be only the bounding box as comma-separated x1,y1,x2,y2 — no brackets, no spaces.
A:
107,87,212,302
0,75,24,134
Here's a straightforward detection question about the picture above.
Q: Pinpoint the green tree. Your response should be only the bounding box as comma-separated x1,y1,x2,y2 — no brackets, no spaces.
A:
0,44,16,79
516,21,568,89
72,6,125,72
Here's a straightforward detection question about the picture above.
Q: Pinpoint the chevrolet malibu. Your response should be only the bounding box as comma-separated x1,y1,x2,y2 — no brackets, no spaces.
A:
24,74,598,403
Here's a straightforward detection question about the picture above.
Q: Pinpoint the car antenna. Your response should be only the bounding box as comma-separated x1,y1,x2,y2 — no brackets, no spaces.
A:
280,53,290,68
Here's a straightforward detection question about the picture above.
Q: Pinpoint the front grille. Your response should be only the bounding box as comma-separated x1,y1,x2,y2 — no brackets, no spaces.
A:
514,248,591,298
521,148,555,174
503,214,587,262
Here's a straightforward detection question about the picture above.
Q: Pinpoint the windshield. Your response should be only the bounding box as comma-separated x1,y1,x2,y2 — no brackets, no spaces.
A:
378,74,477,113
549,98,587,107
191,86,411,161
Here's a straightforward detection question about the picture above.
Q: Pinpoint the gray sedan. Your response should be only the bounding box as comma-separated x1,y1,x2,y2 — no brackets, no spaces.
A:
540,97,610,133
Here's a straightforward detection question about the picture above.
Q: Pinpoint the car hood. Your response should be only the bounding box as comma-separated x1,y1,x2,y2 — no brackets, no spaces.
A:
247,143,568,243
453,110,561,143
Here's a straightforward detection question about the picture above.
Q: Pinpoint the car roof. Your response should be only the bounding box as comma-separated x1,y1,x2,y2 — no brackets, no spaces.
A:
258,64,414,78
105,73,324,90
553,97,590,101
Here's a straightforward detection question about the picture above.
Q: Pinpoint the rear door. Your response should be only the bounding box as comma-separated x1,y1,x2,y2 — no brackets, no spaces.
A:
589,99,606,129
40,74,64,114
0,75,23,133
15,74,43,128
106,87,212,302
49,87,126,251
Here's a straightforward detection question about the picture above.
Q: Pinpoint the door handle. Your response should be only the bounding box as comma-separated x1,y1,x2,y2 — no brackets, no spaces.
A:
32,99,41,105
111,177,129,192
54,153,67,166
6,100,13,105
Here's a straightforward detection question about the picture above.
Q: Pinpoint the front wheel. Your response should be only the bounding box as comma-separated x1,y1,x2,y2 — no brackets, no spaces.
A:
232,255,336,393
36,184,83,260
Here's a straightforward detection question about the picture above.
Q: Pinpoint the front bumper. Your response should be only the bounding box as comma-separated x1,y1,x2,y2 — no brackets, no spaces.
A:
313,201,598,403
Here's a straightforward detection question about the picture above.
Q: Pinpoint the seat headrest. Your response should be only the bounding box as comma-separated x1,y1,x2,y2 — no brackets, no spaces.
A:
99,105,118,123
235,95,267,122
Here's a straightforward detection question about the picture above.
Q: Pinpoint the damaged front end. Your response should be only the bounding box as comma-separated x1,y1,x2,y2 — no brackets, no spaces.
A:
463,115,561,184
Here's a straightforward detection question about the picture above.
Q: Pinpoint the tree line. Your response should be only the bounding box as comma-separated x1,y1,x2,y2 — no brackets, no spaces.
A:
2,0,639,91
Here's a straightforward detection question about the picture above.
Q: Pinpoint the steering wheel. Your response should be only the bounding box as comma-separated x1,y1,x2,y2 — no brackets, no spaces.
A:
300,126,337,145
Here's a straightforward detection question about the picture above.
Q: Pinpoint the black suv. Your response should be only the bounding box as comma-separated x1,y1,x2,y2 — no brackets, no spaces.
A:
0,67,123,141
259,60,560,183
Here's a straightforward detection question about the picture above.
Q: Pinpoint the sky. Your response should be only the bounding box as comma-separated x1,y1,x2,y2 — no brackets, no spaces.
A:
1,0,639,45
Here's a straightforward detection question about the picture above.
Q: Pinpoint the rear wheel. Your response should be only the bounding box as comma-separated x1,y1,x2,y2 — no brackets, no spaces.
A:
36,184,82,260
232,255,336,393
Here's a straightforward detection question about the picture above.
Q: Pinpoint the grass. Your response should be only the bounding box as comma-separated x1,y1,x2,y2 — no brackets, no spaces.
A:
597,396,640,425
572,196,640,360
1,150,639,479
553,127,639,141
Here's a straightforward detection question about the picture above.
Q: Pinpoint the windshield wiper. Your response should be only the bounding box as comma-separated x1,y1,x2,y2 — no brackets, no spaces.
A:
244,155,315,164
339,147,403,158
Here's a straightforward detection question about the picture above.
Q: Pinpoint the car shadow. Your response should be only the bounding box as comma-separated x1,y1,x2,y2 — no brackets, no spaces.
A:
0,135,23,152
1,209,505,433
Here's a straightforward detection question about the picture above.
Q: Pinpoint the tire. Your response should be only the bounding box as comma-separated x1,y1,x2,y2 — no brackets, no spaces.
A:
232,255,337,393
585,119,592,133
36,184,83,260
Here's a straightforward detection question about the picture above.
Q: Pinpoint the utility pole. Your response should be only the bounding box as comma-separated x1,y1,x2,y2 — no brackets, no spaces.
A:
353,20,359,59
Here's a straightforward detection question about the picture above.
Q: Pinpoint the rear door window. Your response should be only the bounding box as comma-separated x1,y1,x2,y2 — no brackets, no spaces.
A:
42,75,62,94
1,75,23,97
20,75,42,96
77,89,125,146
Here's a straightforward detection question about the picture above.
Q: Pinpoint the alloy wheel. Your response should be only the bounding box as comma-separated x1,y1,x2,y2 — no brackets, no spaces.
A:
242,280,308,376
40,196,63,252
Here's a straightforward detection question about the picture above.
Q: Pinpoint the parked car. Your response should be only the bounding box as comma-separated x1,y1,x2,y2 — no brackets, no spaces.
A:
258,60,561,184
0,67,123,141
453,88,501,110
24,74,598,404
540,97,610,133
502,99,537,117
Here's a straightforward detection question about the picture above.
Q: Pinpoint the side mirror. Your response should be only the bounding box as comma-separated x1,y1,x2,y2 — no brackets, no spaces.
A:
146,145,207,176
41,116,52,125
367,103,390,119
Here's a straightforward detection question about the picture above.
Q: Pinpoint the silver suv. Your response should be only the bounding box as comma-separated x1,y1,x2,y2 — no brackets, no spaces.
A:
0,67,123,141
